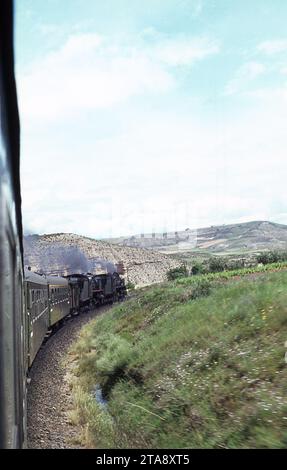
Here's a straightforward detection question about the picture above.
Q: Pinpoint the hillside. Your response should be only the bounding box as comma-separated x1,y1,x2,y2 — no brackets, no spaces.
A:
23,233,180,287
104,221,287,254
67,266,287,448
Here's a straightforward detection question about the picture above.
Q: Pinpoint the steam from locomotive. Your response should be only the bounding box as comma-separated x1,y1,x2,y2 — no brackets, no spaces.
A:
24,242,117,275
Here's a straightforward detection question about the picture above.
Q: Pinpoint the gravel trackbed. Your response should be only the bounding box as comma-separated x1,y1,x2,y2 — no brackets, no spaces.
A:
27,307,107,449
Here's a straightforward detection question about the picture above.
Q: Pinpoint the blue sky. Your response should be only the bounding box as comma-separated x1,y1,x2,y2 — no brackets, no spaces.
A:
15,0,287,238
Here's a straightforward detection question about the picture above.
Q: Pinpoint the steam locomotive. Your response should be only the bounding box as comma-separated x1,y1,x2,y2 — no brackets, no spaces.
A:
0,2,126,448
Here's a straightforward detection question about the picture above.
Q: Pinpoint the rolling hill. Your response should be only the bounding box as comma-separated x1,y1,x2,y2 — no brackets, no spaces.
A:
104,221,287,254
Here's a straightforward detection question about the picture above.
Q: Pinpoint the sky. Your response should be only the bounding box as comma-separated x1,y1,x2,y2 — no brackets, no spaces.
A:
15,0,287,238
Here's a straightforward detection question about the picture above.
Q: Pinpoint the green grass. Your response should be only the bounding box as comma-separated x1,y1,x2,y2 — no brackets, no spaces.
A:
67,266,287,448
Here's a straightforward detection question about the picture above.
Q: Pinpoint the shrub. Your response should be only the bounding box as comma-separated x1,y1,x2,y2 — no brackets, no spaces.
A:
226,259,246,270
208,257,227,273
191,279,211,299
191,262,205,275
256,250,287,265
167,265,188,280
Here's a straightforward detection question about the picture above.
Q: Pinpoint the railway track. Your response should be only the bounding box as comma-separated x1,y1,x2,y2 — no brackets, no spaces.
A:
27,305,109,449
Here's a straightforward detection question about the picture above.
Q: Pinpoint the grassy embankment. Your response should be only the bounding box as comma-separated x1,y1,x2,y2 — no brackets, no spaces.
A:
66,262,287,448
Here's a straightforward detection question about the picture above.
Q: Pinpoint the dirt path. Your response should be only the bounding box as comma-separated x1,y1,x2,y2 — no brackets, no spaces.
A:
27,307,108,449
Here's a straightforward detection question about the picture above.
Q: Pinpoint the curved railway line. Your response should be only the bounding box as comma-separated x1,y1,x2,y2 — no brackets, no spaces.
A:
27,306,109,449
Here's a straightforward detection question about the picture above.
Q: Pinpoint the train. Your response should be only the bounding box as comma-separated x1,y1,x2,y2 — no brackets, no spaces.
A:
25,268,126,367
0,2,126,448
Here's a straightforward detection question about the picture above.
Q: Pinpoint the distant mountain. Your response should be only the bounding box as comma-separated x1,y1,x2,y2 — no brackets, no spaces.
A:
104,221,287,254
23,233,180,288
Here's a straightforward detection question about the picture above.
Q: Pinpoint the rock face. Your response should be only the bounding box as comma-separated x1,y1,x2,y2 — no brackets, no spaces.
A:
23,233,181,288
104,221,287,254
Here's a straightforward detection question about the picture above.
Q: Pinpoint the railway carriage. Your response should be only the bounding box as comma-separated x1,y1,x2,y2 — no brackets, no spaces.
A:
0,0,25,448
46,275,71,326
24,269,49,367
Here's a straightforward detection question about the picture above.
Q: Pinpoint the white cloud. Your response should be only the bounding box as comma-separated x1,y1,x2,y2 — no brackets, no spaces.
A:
17,32,219,123
18,30,287,237
257,39,287,55
152,36,219,66
225,61,266,96
21,91,287,237
243,85,287,101
18,33,174,121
